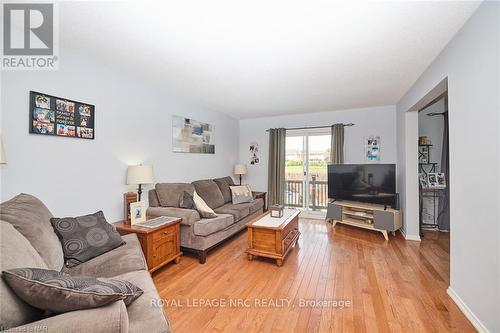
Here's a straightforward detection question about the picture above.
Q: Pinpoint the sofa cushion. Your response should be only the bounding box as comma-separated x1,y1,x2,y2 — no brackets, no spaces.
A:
63,233,147,278
213,176,235,203
114,270,171,333
155,183,195,208
192,179,225,209
2,268,143,313
0,193,64,271
51,211,125,268
149,189,160,207
0,221,46,329
147,207,200,226
193,214,234,237
11,300,129,333
214,203,251,221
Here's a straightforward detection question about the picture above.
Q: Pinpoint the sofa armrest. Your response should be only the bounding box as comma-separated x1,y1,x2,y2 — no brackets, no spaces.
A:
252,191,264,199
147,206,201,226
10,301,128,333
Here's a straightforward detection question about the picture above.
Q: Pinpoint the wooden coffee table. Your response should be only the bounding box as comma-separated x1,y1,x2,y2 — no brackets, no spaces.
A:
246,209,300,266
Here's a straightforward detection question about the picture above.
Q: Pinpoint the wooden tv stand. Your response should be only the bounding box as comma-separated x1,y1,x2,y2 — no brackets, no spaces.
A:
326,201,401,240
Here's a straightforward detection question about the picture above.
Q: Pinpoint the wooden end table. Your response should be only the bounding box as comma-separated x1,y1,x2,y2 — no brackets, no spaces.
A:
246,209,300,266
253,191,268,211
114,217,182,273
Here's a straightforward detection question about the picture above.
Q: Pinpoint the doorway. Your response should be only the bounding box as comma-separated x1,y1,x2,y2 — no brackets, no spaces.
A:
284,130,331,216
418,96,450,234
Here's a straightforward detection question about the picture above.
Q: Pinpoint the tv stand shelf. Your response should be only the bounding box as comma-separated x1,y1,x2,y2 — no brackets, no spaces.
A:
326,201,401,240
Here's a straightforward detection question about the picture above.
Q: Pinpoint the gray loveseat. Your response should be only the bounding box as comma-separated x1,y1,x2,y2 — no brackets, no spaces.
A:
0,194,170,333
147,177,264,263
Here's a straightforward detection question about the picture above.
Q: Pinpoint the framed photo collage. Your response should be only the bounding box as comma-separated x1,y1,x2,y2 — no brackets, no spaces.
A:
29,91,95,140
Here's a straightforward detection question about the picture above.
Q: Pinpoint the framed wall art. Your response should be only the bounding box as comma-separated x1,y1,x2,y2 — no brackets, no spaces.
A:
29,91,95,139
172,115,215,154
364,135,380,162
249,142,260,165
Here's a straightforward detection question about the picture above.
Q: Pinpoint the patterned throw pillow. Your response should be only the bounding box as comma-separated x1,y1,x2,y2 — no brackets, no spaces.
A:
179,191,194,209
193,191,217,218
50,211,125,268
1,268,143,313
230,185,254,204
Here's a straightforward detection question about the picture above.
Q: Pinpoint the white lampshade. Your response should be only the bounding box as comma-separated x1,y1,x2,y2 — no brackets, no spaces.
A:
233,164,247,175
127,165,154,185
0,136,6,164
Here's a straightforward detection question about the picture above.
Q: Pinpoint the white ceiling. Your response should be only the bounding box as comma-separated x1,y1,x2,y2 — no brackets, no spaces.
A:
60,1,481,119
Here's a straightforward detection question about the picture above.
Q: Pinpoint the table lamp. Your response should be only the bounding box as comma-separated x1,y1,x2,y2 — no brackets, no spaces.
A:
127,165,154,201
233,164,247,185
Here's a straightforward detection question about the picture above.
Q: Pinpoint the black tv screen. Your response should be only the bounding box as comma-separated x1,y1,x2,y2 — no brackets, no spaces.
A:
328,164,396,207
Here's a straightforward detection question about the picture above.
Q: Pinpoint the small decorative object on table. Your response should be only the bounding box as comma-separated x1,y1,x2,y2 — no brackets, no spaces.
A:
123,192,137,224
270,204,284,218
130,201,146,225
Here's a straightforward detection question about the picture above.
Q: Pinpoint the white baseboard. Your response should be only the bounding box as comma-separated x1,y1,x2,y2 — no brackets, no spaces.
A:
399,228,421,241
447,287,489,333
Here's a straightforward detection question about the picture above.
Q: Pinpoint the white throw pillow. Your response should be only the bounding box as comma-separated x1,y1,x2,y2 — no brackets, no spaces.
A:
230,185,254,204
193,191,217,218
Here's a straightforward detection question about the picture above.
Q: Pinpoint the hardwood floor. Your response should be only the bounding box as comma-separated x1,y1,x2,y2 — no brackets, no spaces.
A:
153,218,476,333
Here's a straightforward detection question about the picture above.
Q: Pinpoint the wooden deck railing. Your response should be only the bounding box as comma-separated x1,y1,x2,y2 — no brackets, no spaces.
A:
284,178,328,210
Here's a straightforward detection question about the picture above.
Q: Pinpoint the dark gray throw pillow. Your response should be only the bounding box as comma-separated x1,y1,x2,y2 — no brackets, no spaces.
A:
179,191,194,209
1,268,143,313
50,211,125,267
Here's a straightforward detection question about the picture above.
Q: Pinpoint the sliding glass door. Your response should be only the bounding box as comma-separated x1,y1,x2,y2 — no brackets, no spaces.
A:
285,131,330,213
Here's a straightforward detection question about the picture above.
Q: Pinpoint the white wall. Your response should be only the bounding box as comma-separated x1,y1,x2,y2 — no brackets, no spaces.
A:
397,2,500,331
239,105,397,192
0,48,239,221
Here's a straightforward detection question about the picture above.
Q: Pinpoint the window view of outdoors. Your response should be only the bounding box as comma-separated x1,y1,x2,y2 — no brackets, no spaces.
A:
285,134,331,211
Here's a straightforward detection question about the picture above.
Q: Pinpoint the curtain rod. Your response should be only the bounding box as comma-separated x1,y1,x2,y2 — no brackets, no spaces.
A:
266,123,354,132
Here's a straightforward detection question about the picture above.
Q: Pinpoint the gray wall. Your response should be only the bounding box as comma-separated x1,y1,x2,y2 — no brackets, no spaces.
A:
397,2,500,331
0,48,240,221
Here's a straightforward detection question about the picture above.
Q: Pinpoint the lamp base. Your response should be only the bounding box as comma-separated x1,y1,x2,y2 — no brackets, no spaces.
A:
239,175,242,186
137,184,143,201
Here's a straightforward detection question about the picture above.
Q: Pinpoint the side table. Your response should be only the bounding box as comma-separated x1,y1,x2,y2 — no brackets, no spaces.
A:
113,217,182,273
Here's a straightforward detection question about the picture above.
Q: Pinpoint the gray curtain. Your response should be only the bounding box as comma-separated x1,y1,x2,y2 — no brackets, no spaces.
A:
330,124,344,164
268,128,286,206
438,111,450,231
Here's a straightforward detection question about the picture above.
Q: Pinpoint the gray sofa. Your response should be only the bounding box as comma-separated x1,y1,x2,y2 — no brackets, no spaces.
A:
0,193,170,333
147,176,264,263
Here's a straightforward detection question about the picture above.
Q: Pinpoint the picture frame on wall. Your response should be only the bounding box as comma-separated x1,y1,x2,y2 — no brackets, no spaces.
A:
130,201,146,225
29,91,95,140
364,135,381,162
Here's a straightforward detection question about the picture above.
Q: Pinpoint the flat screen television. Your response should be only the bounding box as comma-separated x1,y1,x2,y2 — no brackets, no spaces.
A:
328,164,396,207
